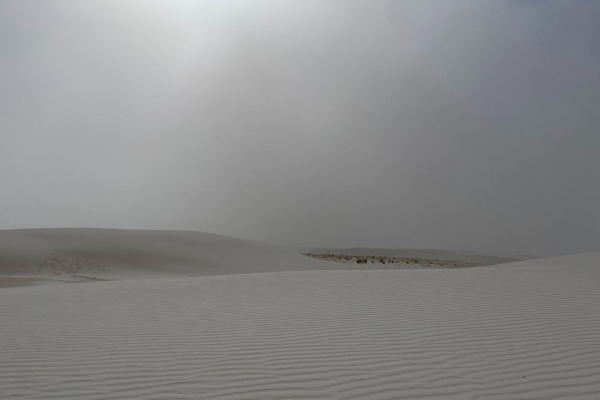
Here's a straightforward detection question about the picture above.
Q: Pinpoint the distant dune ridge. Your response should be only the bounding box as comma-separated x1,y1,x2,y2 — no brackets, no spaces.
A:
0,229,499,285
1,228,600,399
306,247,520,265
0,228,342,283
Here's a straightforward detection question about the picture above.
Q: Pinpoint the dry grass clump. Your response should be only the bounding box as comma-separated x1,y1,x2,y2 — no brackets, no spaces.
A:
303,253,468,268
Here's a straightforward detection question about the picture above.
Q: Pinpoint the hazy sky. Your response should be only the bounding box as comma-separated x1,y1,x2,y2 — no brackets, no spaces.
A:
1,0,599,257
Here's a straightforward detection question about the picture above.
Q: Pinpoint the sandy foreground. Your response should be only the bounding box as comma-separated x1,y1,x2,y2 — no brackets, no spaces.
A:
1,229,599,399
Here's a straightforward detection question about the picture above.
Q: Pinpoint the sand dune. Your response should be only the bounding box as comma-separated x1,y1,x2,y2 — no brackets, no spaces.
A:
0,228,343,282
1,249,600,399
486,250,600,269
0,229,472,284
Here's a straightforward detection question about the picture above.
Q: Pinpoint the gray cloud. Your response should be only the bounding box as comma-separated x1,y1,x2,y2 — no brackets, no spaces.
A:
1,0,599,257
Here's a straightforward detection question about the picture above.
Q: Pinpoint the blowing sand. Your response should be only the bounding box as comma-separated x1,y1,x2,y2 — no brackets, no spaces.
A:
1,229,599,399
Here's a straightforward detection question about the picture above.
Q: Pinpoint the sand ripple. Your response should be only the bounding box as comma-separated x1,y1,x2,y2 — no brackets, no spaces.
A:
1,266,599,399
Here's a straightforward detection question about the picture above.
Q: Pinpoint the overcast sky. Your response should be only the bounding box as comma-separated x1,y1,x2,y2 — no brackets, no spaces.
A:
1,0,599,257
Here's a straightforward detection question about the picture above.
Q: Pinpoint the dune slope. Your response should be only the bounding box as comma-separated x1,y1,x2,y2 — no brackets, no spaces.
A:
1,252,600,399
0,228,339,281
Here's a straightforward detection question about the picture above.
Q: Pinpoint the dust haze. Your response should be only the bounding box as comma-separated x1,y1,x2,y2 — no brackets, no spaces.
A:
1,0,599,257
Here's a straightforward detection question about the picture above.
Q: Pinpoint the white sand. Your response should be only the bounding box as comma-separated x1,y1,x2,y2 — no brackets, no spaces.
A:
1,229,599,399
0,228,345,282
